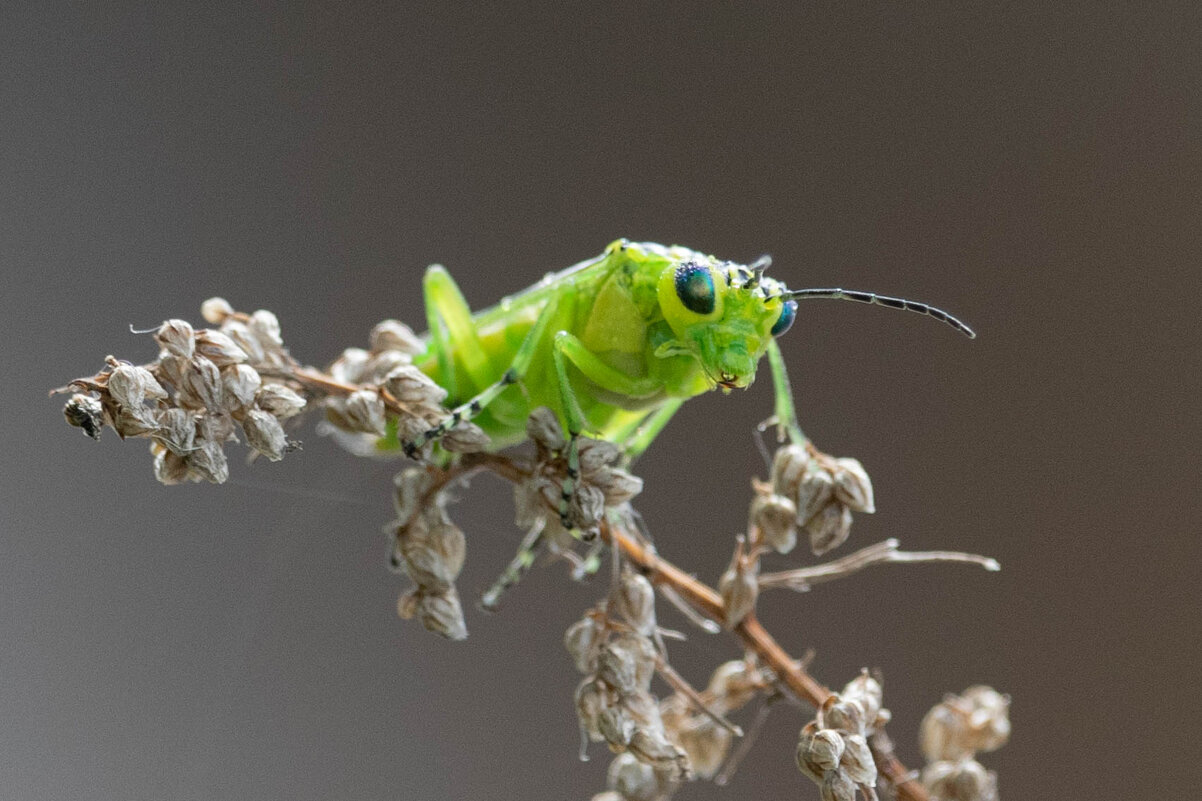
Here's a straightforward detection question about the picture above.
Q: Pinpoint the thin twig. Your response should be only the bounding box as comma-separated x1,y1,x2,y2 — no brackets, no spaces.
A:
758,538,1000,592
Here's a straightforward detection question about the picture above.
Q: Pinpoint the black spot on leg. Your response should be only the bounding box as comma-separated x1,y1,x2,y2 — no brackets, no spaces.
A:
500,369,518,386
469,400,481,414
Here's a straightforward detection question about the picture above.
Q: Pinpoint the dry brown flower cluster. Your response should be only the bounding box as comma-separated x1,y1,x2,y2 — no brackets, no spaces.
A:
56,300,1008,801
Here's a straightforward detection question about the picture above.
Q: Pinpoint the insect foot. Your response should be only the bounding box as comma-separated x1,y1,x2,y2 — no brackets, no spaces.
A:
55,303,305,484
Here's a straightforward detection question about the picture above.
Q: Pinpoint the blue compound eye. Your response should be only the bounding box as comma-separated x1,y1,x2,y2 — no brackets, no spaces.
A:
675,263,716,315
771,300,797,336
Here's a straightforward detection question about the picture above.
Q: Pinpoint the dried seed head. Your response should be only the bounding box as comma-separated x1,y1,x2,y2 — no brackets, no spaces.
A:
751,491,798,553
193,329,248,366
383,365,448,405
152,443,190,485
255,384,306,419
820,695,866,736
398,518,466,591
339,389,388,436
200,297,234,324
64,393,104,439
564,615,604,675
842,671,885,730
592,793,625,801
248,309,283,348
176,356,223,410
627,729,691,781
802,728,846,774
222,363,262,412
922,759,998,801
592,468,644,507
672,718,732,780
597,642,639,694
154,408,197,455
440,421,490,454
770,443,810,496
578,439,622,476
921,686,1011,761
820,768,856,801
370,319,425,356
606,753,660,801
107,364,167,408
566,483,606,531
833,457,875,514
242,409,288,461
599,703,635,749
526,407,565,452
416,585,468,640
112,405,160,437
329,347,370,384
706,660,760,712
392,467,437,525
219,320,265,364
718,547,759,629
155,319,195,359
187,438,229,484
805,501,853,555
611,571,656,634
837,733,876,785
609,632,656,693
576,678,612,742
796,461,836,525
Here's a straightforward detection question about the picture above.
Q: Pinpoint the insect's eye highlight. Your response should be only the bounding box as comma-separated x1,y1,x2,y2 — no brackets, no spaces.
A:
675,263,716,315
771,300,797,337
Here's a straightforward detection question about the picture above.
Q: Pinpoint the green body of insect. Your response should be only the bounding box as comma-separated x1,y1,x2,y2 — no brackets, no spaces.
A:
396,238,973,464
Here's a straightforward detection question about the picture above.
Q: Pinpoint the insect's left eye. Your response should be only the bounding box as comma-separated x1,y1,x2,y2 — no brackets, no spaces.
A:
771,300,797,336
675,263,716,315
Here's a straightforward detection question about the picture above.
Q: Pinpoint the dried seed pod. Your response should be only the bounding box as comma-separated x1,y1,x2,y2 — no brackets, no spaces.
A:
592,468,643,507
607,753,660,801
718,547,759,628
922,758,998,801
842,671,884,730
609,632,656,693
833,457,875,514
441,421,490,454
770,443,810,497
564,615,604,675
112,406,160,437
960,686,1011,753
566,483,606,530
248,309,283,348
329,347,370,384
222,363,262,412
187,439,229,484
592,792,625,801
176,356,223,410
806,501,853,555
107,364,167,408
578,438,622,475
152,443,190,485
821,694,866,736
599,704,635,749
611,571,656,634
340,389,388,436
751,491,798,553
526,407,565,452
155,319,195,359
370,319,424,355
154,408,196,455
597,642,639,694
200,297,234,324
219,320,265,364
399,518,466,591
821,768,856,801
242,409,288,461
672,718,732,780
576,678,611,742
255,384,306,419
627,729,691,781
802,728,845,774
921,686,1011,762
838,733,876,785
64,393,104,439
383,365,448,405
193,329,248,366
796,461,836,524
417,585,468,640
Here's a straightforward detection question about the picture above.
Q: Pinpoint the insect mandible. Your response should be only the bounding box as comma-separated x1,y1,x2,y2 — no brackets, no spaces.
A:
395,239,973,527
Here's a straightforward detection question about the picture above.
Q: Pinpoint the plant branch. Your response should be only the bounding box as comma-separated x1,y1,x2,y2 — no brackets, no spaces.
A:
758,538,1000,592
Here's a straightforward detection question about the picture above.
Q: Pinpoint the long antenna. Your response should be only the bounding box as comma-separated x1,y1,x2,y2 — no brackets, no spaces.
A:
784,288,976,338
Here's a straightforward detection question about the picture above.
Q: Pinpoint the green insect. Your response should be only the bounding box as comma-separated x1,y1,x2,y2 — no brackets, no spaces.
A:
396,239,973,528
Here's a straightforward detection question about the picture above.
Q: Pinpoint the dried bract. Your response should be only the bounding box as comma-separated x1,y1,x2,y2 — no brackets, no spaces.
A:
200,297,234,324
242,409,288,461
922,758,998,801
155,319,195,359
921,685,1011,762
370,319,424,355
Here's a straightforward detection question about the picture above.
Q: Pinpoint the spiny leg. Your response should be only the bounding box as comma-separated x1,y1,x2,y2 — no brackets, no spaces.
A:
479,526,543,611
405,289,562,458
551,330,663,529
765,339,805,445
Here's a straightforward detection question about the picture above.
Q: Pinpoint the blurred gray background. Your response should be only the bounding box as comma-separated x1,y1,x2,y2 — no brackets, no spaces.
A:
2,3,1198,800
